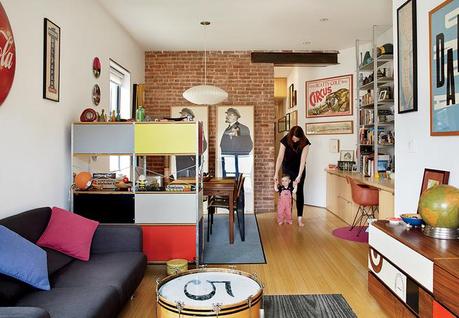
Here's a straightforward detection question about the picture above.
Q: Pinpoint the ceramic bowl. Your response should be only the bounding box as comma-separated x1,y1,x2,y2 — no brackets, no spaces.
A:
400,213,424,226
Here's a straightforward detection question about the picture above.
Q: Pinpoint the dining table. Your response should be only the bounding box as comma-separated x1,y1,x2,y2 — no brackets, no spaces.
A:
203,177,237,244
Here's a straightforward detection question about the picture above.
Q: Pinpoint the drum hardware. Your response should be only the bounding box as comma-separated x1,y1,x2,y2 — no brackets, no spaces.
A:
176,301,184,317
212,303,222,317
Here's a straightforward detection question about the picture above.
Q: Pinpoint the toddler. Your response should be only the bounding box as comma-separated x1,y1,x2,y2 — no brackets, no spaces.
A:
274,175,297,225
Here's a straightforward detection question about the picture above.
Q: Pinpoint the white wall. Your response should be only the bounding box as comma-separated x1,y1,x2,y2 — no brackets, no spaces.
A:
287,47,358,207
0,0,145,218
393,0,459,214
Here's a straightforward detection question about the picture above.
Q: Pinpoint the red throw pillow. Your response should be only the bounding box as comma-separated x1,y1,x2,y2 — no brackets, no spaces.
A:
37,207,99,261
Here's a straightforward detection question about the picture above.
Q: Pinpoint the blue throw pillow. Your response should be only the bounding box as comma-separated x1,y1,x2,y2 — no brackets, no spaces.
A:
0,225,50,290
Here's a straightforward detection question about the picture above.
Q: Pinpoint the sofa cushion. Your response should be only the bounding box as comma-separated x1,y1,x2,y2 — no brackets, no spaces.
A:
37,207,99,261
16,286,119,318
0,225,50,291
51,252,146,305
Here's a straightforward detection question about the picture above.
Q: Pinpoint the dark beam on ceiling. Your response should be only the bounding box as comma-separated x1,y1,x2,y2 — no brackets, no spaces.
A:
251,52,338,66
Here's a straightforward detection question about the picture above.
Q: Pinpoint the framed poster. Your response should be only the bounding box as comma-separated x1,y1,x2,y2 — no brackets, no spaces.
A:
430,0,459,135
306,75,353,118
170,106,209,176
289,110,298,127
43,18,61,102
397,0,418,114
216,106,254,212
420,168,450,194
0,2,16,106
277,115,288,133
305,120,353,135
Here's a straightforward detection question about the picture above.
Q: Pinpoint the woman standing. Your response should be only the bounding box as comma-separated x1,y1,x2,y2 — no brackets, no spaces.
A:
274,126,311,227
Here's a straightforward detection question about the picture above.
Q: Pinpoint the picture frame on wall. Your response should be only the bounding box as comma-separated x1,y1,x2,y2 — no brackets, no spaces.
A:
420,168,450,195
305,120,353,135
430,0,459,135
216,106,254,212
339,150,354,162
43,18,61,102
288,84,295,108
305,75,353,118
170,106,209,177
277,116,288,133
397,0,418,114
290,110,298,127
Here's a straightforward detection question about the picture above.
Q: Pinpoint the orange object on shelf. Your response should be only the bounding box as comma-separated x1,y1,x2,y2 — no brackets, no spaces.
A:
75,172,92,190
141,225,196,262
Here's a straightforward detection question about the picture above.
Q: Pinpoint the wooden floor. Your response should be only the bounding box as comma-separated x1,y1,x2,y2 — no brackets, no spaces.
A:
119,206,388,317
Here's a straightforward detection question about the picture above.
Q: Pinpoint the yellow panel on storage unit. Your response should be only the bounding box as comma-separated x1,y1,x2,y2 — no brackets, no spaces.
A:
135,123,196,154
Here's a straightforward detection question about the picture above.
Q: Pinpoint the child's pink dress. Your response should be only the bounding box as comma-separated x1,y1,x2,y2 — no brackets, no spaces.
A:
277,185,293,224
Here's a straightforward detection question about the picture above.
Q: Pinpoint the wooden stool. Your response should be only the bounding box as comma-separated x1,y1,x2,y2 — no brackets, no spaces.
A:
166,259,188,275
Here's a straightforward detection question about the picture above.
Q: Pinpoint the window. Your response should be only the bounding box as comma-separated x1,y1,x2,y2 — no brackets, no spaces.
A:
109,60,131,178
109,59,131,119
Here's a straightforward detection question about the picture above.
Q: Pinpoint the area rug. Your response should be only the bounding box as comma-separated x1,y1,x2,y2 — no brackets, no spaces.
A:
263,294,356,318
332,226,368,243
203,214,266,264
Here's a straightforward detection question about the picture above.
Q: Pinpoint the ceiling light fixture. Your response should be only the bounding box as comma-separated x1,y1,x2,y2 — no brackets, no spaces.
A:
182,21,228,105
319,18,329,22
302,41,312,45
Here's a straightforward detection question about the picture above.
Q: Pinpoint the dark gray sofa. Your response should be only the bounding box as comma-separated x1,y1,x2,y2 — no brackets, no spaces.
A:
0,207,147,318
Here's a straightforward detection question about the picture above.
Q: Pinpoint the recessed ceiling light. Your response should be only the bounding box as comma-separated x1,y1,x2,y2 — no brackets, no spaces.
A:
200,21,210,26
303,41,312,45
319,18,329,22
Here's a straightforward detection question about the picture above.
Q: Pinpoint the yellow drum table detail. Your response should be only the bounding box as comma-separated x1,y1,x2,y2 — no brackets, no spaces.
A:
157,268,263,317
166,259,188,275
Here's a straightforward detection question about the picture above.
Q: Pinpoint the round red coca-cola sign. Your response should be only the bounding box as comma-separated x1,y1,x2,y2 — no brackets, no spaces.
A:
0,3,16,106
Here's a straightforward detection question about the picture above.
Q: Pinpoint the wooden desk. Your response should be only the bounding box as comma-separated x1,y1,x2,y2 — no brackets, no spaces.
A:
203,177,237,244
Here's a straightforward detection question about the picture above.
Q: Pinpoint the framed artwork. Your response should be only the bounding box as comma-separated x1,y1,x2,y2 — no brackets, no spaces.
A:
305,120,353,135
216,106,254,212
290,110,298,127
340,150,354,161
430,0,459,135
420,168,450,194
277,115,288,133
305,74,353,118
170,106,209,175
0,2,16,106
288,84,294,108
43,18,60,102
397,0,418,114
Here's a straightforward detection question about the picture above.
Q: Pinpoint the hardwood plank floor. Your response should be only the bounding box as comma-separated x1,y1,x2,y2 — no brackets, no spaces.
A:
119,206,388,317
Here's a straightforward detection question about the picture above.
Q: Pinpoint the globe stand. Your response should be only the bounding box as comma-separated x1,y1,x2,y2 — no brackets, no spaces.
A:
423,225,458,240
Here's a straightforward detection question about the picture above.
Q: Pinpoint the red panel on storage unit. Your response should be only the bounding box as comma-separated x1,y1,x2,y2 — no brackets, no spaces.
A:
142,225,196,262
433,301,455,318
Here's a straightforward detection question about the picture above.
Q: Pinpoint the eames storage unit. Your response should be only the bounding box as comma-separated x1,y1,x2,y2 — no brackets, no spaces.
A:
71,122,204,263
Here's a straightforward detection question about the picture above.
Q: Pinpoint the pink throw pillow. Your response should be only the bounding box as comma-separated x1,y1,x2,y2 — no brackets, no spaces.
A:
37,207,99,261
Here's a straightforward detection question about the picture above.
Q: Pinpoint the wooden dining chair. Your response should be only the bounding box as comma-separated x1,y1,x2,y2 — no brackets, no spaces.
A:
207,174,245,241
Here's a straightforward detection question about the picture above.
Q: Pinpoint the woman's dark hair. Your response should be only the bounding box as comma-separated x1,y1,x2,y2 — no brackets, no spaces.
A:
287,126,308,151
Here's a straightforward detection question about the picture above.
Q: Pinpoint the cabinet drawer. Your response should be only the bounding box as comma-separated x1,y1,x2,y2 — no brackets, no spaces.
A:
135,193,196,224
141,225,196,262
73,123,134,154
369,224,434,292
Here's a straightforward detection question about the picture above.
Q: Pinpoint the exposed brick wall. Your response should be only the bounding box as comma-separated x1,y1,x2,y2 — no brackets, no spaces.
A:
144,51,275,213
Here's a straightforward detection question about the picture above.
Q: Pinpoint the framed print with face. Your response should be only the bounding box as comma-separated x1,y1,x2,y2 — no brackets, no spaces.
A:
430,0,459,135
397,0,418,113
43,18,60,102
340,150,354,162
420,168,450,195
306,74,353,118
216,106,254,212
170,106,208,177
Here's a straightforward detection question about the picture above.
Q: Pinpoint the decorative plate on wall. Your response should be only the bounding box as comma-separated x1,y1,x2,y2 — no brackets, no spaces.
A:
0,3,16,106
80,108,97,122
92,84,100,106
93,57,101,78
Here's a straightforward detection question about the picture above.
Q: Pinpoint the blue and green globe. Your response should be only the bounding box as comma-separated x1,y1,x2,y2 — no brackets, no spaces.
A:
418,185,459,228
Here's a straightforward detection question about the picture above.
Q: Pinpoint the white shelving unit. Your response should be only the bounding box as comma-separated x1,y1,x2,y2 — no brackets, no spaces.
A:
356,25,395,177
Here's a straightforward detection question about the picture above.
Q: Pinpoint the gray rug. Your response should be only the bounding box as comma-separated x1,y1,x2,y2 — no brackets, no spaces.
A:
263,295,356,318
203,214,266,264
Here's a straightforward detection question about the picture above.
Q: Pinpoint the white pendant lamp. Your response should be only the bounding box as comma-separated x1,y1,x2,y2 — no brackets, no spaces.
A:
182,21,228,105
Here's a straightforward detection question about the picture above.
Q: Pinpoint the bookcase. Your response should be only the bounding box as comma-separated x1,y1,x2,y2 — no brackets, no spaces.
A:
71,122,204,264
356,25,395,177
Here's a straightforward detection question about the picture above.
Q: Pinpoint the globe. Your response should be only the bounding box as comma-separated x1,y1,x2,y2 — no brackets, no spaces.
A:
418,185,459,228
